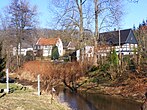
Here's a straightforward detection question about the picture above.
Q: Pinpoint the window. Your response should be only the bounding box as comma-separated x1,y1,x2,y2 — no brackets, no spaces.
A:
38,45,40,49
44,45,48,48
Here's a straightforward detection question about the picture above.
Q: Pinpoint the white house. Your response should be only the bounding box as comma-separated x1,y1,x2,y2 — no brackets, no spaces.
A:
98,29,138,56
75,46,94,61
85,46,94,57
13,43,33,56
35,37,63,57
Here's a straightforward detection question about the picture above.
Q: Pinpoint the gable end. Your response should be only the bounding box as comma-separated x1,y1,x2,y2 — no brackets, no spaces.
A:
125,30,138,44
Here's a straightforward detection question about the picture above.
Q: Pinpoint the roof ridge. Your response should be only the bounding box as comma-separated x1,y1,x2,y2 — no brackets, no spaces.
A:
100,28,132,34
36,37,60,45
99,29,133,45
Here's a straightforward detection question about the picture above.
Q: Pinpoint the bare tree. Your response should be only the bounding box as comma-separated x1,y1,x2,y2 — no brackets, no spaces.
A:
93,0,99,66
93,0,123,65
5,0,38,67
50,0,138,66
134,24,147,68
0,12,14,67
50,0,123,43
128,0,139,3
49,0,92,48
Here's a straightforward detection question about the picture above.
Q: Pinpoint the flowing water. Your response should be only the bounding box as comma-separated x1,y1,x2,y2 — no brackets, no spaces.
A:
57,88,142,110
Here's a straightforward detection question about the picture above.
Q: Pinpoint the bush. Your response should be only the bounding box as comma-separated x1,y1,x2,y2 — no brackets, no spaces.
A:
63,56,69,62
99,63,110,72
109,49,119,67
89,65,98,72
25,50,34,61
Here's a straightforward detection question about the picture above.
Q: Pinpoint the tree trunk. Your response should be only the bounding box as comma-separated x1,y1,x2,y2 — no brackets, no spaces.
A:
63,79,77,92
93,0,99,66
76,0,84,48
62,79,87,93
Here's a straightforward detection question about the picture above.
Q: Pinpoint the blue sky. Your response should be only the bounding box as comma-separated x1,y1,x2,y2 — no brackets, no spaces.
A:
0,0,147,30
123,0,147,29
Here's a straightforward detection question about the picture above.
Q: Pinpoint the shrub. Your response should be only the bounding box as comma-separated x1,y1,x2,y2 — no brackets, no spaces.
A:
109,49,119,67
25,50,34,61
100,63,110,72
89,65,98,72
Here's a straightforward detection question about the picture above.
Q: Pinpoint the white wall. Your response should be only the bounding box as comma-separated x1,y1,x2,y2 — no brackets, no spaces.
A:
115,43,138,55
76,49,80,61
13,47,33,56
85,46,94,57
42,46,52,57
41,38,63,57
56,38,63,56
96,43,138,57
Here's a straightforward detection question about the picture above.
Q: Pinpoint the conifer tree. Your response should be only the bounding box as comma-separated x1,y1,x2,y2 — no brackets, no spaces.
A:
133,24,136,30
142,20,146,26
0,42,6,78
139,23,142,29
51,46,59,60
110,49,119,67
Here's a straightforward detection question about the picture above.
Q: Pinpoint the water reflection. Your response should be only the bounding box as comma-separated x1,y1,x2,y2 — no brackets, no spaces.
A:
57,88,142,110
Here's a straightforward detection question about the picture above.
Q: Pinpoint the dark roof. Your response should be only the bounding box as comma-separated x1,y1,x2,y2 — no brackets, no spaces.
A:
21,42,33,48
99,29,132,45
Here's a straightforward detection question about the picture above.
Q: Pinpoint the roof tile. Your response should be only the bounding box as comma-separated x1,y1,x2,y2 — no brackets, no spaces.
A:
99,29,131,45
36,37,59,45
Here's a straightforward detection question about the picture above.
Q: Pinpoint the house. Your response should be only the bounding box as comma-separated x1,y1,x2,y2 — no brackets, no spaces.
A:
13,43,33,56
85,46,94,57
35,37,63,57
66,41,76,50
98,29,138,56
70,46,94,61
62,41,77,56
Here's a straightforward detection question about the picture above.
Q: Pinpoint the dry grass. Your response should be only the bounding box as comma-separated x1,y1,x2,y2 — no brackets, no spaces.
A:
0,83,71,110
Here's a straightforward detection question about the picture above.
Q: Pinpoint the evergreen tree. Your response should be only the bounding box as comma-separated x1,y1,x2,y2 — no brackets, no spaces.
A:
142,20,146,26
51,46,59,60
110,49,119,67
139,23,142,29
0,42,6,78
133,24,136,30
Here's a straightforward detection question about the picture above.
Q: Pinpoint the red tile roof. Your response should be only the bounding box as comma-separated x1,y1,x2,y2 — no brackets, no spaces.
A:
36,37,59,45
140,26,147,31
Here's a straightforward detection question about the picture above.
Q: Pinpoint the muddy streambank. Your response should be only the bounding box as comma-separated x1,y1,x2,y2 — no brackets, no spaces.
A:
15,77,146,103
15,78,143,110
79,77,147,103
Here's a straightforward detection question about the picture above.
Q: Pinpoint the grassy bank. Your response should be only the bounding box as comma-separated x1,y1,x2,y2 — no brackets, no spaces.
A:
0,83,71,110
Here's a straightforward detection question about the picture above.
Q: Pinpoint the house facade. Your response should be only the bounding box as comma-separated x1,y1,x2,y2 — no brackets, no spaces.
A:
97,29,138,56
35,37,63,57
74,46,94,61
13,43,33,56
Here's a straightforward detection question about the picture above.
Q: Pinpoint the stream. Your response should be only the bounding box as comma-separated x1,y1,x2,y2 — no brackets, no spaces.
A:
56,88,142,110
